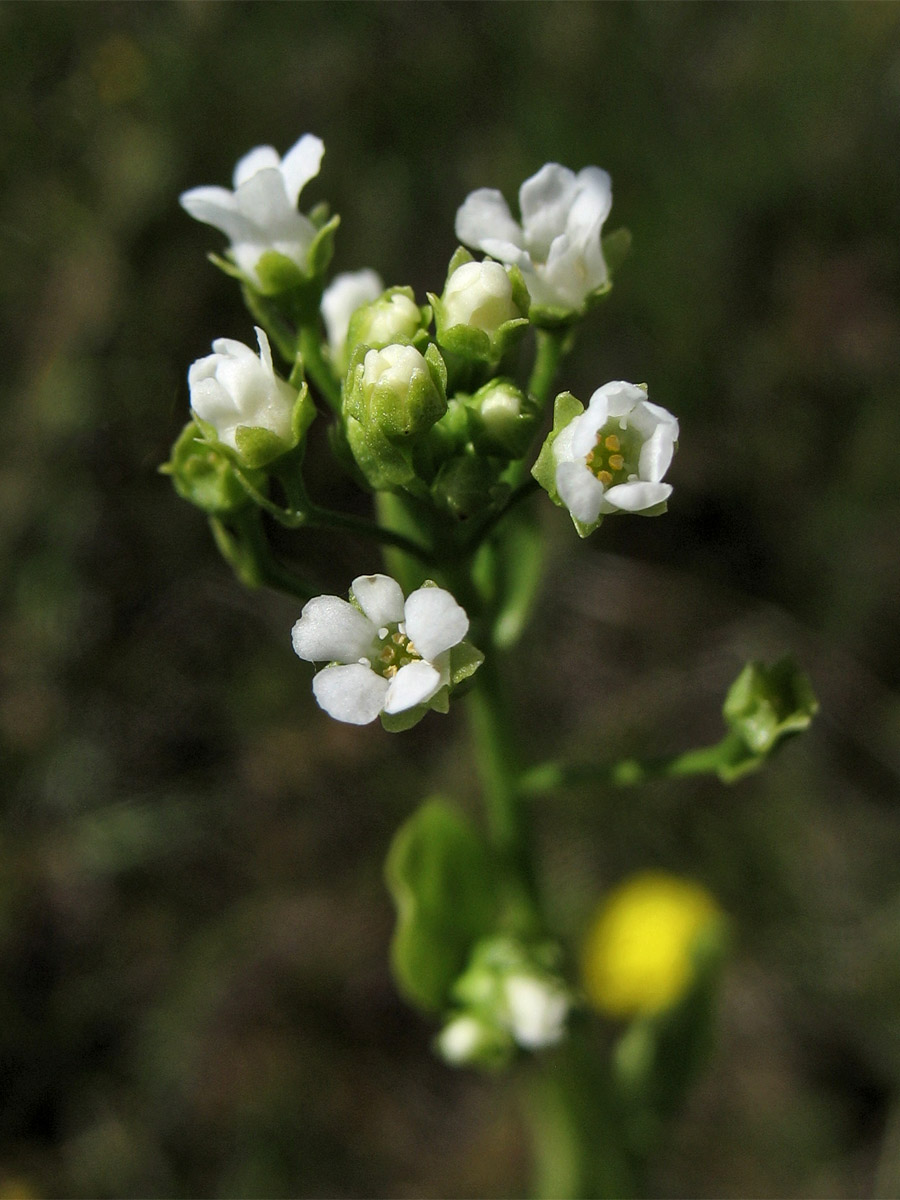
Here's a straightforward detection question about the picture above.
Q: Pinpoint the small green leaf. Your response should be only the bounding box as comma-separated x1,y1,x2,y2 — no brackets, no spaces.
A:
385,798,497,1012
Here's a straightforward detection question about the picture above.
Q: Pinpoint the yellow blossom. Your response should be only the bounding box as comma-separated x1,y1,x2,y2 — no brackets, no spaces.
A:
581,872,721,1019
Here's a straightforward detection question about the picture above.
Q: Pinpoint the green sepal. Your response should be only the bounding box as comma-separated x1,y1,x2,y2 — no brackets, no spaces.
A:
449,638,485,689
612,916,729,1159
531,391,603,537
717,658,818,781
161,420,260,515
384,798,498,1012
193,380,316,471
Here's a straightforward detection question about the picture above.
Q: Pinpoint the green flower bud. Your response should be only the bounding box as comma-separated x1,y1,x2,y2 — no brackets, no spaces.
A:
429,248,529,366
345,286,430,362
466,378,539,459
723,659,818,758
343,342,448,490
162,420,260,515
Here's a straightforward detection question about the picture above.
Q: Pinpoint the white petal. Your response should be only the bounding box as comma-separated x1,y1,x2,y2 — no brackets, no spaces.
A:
476,238,534,272
519,163,578,259
321,270,384,358
234,168,296,231
180,186,255,244
291,596,375,663
189,377,237,430
603,380,647,419
383,660,442,714
280,134,325,206
312,664,388,725
403,588,469,661
555,460,606,524
570,393,610,457
603,480,672,512
249,329,272,376
233,144,281,188
568,167,612,238
638,420,678,482
455,188,524,252
350,574,405,628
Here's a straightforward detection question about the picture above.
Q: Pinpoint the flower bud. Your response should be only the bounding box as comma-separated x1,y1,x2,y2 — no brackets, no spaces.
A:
345,286,429,360
343,343,448,490
162,421,259,515
467,378,538,459
430,251,529,366
188,326,315,468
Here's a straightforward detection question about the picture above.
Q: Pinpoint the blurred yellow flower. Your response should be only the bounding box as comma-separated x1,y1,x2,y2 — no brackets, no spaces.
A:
581,872,721,1019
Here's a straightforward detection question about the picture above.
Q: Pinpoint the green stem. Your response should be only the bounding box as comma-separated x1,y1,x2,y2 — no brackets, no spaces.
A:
305,503,436,566
528,327,572,406
466,652,539,933
519,735,743,796
299,325,343,414
210,512,315,601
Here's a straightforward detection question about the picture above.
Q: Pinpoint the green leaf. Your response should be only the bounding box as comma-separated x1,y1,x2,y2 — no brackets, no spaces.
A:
384,798,497,1012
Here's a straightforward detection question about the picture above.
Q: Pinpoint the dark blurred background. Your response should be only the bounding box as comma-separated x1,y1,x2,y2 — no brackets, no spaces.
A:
3,2,900,1195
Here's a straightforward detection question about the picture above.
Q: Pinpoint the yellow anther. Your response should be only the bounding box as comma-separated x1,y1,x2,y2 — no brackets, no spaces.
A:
379,647,393,663
604,435,621,452
392,632,405,645
384,665,398,678
608,454,625,471
597,470,613,486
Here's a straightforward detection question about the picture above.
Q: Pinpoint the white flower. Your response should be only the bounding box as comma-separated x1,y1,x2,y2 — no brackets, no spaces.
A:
502,973,570,1050
553,381,678,525
320,269,384,363
291,574,470,725
441,260,520,334
455,162,612,312
180,134,325,285
188,326,296,452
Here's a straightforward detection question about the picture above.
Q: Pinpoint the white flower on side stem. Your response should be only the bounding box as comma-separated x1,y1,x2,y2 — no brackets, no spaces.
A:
553,382,677,524
291,574,478,726
320,269,384,364
533,381,678,536
180,134,325,286
188,326,297,452
455,162,612,314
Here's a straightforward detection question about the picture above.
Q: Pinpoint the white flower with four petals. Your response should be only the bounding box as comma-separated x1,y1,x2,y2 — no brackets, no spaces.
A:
550,381,678,529
455,162,612,313
291,574,472,725
180,134,325,287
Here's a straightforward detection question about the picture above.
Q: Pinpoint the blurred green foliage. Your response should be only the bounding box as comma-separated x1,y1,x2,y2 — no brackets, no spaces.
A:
3,2,900,1195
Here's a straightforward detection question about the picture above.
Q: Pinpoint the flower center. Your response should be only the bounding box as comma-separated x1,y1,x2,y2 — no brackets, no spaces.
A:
372,625,422,679
585,425,639,488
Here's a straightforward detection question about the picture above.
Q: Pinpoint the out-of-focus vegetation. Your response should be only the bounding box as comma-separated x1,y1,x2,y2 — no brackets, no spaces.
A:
3,2,900,1195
